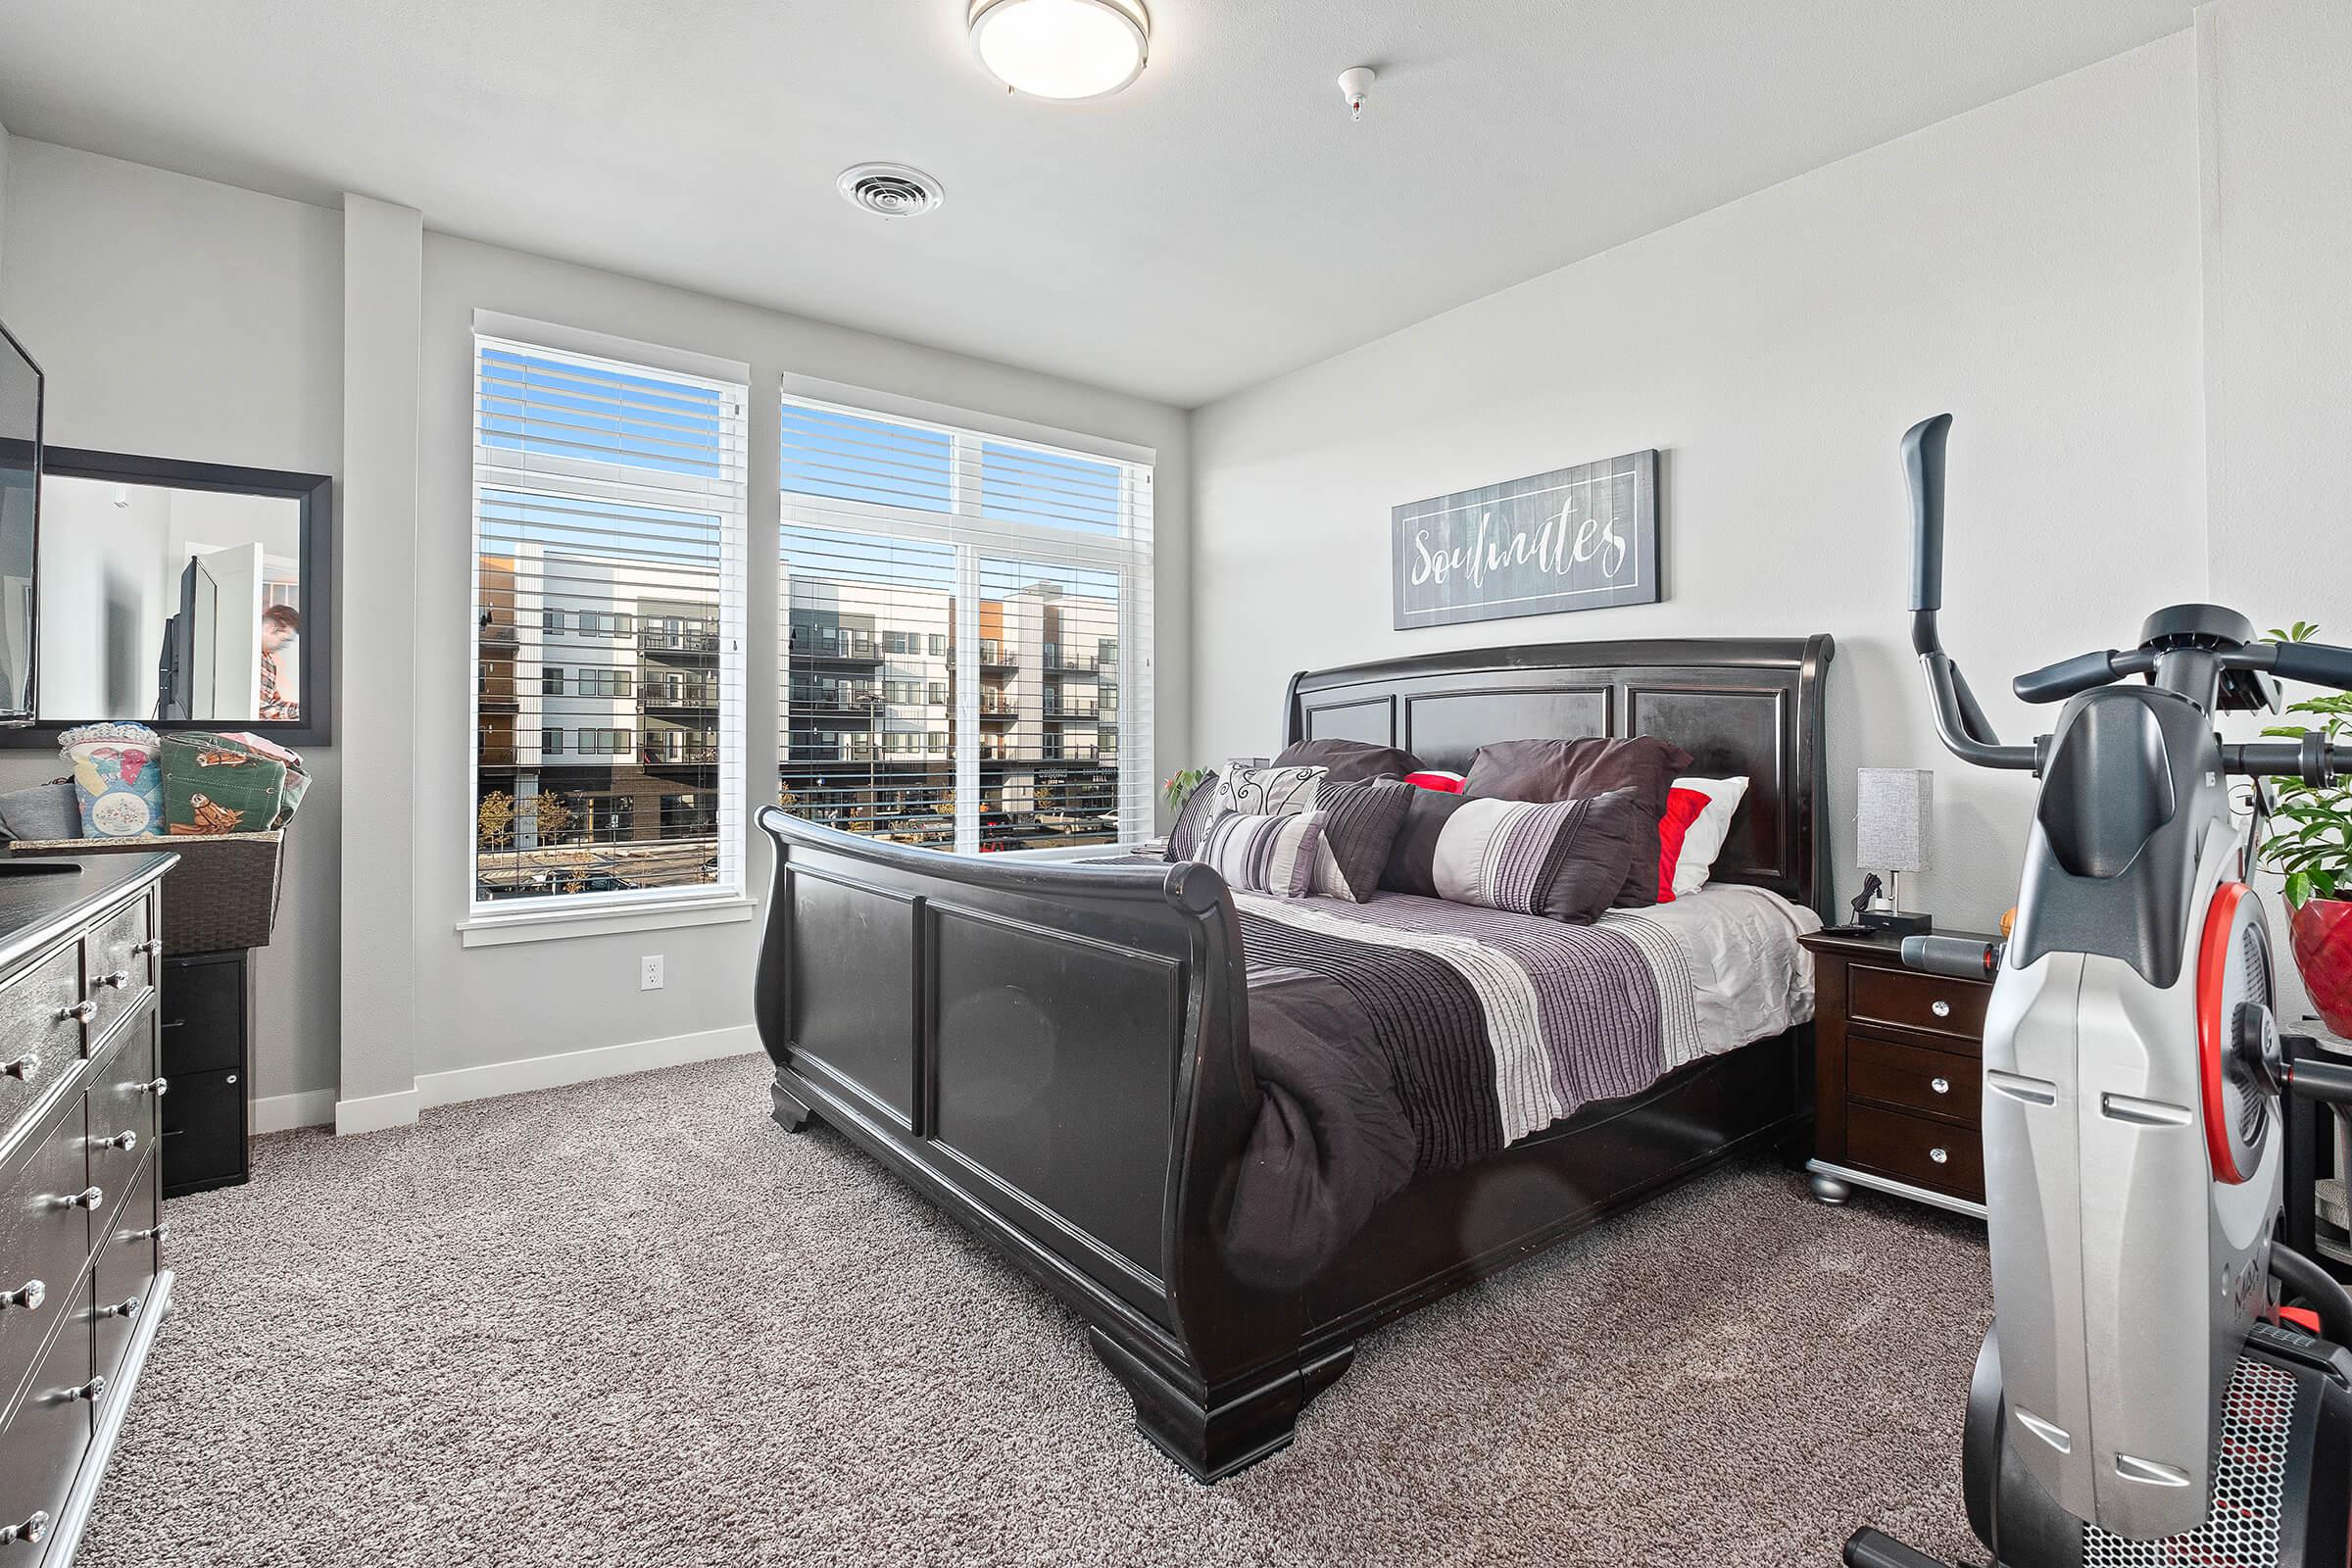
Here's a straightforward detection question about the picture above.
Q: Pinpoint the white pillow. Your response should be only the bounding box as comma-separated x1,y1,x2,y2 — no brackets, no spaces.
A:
1670,775,1749,896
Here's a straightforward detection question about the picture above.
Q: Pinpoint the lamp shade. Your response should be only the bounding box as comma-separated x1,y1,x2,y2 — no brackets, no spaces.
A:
1856,767,1933,874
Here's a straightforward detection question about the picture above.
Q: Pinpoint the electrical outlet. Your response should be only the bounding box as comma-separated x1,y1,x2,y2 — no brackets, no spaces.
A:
640,955,664,991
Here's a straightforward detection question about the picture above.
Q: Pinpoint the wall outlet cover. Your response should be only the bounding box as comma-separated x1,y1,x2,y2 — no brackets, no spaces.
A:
640,955,664,991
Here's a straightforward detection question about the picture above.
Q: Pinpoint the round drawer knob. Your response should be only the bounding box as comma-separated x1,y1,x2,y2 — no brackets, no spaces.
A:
1,1511,50,1545
0,1279,43,1313
65,1376,107,1403
91,1130,138,1153
1929,1147,1950,1165
1931,1000,1952,1019
130,1221,171,1246
94,969,131,991
141,1076,170,1097
134,938,163,957
57,1186,103,1212
55,1001,93,1024
1931,1076,1951,1096
0,1053,35,1081
98,1295,142,1321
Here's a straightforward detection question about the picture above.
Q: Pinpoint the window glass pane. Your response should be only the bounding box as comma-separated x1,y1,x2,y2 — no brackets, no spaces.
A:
779,525,956,845
980,442,1122,537
480,347,730,479
977,556,1121,852
779,403,952,513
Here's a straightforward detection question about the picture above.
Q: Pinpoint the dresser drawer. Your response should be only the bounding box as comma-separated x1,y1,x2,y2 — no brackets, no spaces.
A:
1848,1034,1980,1126
0,1097,92,1420
1849,962,1988,1047
84,898,158,1044
92,1153,159,1390
0,947,85,1142
0,1299,97,1559
159,955,244,1076
1847,1102,1984,1199
161,1066,244,1197
84,1025,160,1202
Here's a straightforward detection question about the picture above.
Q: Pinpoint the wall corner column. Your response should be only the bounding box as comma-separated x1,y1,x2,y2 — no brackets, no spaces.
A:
336,193,424,1133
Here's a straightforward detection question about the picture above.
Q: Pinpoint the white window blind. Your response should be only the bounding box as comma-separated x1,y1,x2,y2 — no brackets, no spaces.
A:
471,330,748,912
777,390,1152,855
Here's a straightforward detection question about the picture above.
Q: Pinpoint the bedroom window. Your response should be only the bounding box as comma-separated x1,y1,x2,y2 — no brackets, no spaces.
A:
778,385,1153,855
470,321,749,916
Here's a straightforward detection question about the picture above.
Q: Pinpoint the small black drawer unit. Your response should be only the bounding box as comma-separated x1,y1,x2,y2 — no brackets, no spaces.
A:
157,951,250,1199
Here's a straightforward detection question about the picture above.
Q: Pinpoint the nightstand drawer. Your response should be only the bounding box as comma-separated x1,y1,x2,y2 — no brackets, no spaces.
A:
1850,962,1987,1046
1848,1035,1979,1126
1848,1102,1984,1199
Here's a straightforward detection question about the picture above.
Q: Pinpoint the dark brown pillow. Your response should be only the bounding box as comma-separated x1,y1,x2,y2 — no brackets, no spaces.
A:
1305,777,1415,902
1273,737,1420,785
1462,736,1694,908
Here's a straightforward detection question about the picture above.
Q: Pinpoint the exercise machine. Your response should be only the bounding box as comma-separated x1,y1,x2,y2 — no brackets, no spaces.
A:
1842,414,2352,1568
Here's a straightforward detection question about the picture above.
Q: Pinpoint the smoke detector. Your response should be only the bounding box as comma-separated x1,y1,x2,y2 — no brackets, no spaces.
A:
837,164,946,219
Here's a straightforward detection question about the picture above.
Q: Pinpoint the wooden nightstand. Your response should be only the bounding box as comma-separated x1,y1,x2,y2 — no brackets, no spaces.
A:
1801,925,2000,1218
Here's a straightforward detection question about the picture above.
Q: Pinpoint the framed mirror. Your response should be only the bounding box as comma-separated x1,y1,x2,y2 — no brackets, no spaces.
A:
6,449,333,747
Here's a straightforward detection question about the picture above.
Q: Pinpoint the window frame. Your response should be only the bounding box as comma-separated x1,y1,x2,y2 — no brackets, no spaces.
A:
464,314,752,938
776,376,1154,860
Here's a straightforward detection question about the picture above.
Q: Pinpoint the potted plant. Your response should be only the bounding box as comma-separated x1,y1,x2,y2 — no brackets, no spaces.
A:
2259,622,2352,1036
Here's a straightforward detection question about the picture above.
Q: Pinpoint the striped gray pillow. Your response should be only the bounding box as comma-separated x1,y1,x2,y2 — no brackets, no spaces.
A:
1381,788,1647,921
1306,777,1415,902
1191,808,1326,899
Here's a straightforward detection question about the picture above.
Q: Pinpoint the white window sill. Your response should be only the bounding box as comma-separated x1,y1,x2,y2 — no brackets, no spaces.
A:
457,896,759,949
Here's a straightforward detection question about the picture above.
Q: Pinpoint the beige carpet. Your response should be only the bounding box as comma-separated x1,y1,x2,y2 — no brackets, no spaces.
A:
76,1053,1990,1567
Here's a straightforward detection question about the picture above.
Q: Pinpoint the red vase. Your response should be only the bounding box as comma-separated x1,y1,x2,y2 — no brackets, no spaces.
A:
2290,898,2352,1040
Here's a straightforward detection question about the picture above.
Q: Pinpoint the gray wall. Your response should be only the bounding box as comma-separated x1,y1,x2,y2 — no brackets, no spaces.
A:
0,139,345,1118
1189,35,2208,931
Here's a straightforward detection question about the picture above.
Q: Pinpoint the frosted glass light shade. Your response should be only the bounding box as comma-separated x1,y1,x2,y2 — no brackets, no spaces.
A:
1856,767,1933,874
969,0,1151,101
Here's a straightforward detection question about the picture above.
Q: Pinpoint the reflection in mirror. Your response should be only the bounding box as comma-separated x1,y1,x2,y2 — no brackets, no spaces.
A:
38,475,303,724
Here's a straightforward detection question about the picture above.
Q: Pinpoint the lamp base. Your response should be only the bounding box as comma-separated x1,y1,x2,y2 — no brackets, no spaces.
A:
1860,909,1934,938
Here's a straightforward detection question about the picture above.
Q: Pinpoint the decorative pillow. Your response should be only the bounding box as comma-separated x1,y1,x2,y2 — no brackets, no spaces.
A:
1666,775,1750,897
1272,737,1420,785
1655,789,1711,903
1305,777,1415,902
1191,809,1326,899
0,779,80,842
1211,762,1325,818
1163,770,1223,862
1462,736,1694,907
1404,770,1465,794
1381,787,1648,921
160,731,293,836
59,722,168,839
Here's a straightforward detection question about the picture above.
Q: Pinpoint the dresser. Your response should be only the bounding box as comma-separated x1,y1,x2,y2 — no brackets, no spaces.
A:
0,854,176,1564
1801,925,1999,1218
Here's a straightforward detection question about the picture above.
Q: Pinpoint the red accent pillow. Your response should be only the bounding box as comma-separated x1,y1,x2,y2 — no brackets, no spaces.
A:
1404,770,1465,794
1655,787,1712,904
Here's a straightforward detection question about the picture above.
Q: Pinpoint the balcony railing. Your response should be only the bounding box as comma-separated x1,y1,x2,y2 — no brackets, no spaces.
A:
789,628,883,663
640,626,721,654
789,684,882,714
975,640,1016,668
641,740,721,766
1041,698,1100,719
640,686,720,710
1041,648,1101,674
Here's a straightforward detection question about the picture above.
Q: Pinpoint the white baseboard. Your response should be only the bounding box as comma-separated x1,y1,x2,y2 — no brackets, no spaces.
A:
251,1089,336,1135
334,1088,421,1136
327,1024,760,1136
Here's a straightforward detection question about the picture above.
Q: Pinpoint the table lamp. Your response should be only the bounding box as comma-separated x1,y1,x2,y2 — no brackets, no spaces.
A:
1856,767,1934,937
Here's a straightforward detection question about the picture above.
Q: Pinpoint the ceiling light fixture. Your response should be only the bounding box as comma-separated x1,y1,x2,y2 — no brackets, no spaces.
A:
967,0,1151,101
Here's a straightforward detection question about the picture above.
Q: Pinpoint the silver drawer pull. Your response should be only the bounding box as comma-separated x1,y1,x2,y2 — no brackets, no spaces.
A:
65,1376,106,1403
97,1295,142,1321
90,1130,138,1153
127,1221,171,1245
1931,999,1952,1018
56,1186,103,1212
134,938,163,958
1929,1147,1950,1165
0,1512,49,1545
93,968,131,991
1931,1076,1951,1096
55,1001,94,1024
140,1076,170,1097
0,1279,43,1312
0,1052,35,1080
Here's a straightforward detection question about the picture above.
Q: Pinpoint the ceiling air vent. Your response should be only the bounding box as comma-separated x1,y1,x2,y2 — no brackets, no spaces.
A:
837,164,946,219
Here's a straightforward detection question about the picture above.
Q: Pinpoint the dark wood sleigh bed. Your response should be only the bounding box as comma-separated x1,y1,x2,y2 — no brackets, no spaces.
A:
753,635,1835,1481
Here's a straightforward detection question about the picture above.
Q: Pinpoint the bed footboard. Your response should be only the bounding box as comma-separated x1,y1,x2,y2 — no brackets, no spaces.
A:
753,808,1315,1479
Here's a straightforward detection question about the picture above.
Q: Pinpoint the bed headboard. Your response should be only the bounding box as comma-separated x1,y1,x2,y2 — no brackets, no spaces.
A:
1281,636,1836,914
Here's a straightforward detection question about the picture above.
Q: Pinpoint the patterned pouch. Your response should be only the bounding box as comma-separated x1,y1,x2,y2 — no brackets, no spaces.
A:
59,722,168,839
160,731,289,836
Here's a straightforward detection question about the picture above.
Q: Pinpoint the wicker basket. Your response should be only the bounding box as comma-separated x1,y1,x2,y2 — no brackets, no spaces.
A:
7,831,285,955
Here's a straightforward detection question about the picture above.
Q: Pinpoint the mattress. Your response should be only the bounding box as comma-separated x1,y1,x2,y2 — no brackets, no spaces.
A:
1218,881,1820,1286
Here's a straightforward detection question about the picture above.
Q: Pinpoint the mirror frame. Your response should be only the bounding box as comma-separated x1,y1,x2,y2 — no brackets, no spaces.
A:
7,448,334,748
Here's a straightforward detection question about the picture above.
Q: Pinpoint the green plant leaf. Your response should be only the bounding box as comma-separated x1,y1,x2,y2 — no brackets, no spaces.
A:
2287,870,2316,907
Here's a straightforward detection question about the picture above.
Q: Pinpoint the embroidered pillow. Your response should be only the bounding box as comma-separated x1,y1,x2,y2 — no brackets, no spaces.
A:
1162,769,1223,862
1305,777,1415,903
1211,761,1325,818
1272,737,1420,785
1381,787,1647,921
1192,809,1326,899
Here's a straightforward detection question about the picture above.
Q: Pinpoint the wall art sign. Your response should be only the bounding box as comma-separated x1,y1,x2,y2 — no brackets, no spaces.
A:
1391,449,1659,629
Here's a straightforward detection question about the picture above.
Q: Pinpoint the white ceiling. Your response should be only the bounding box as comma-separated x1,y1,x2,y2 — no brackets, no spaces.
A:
0,0,2188,408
